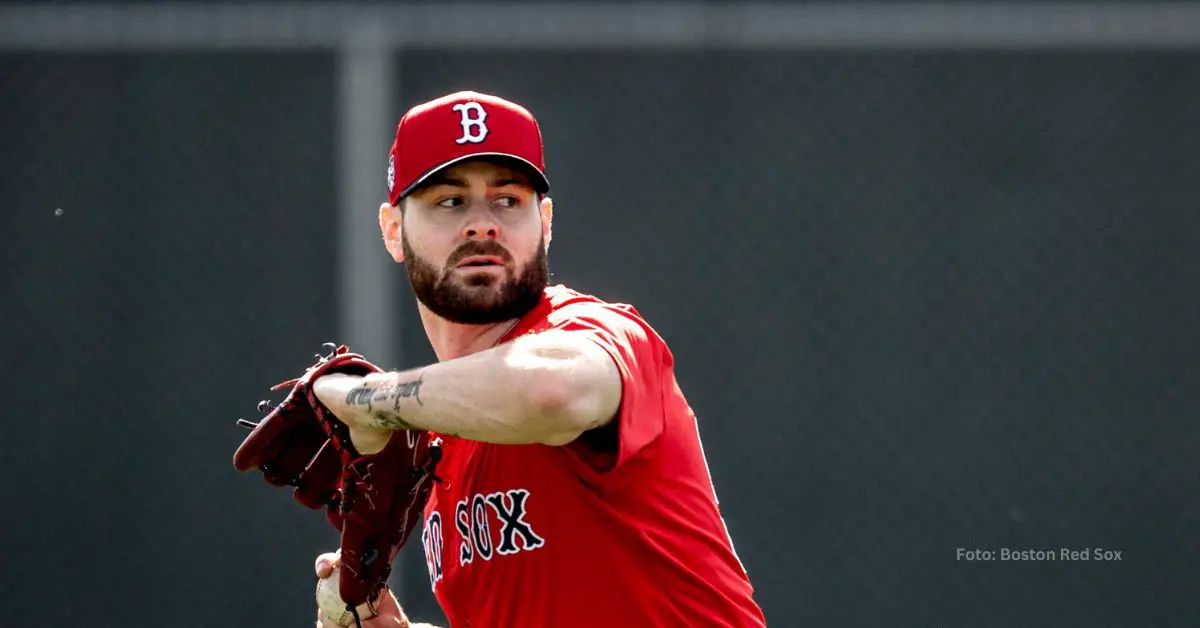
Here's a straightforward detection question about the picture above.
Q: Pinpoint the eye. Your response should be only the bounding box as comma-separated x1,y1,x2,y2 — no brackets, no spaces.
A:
436,196,465,209
494,196,520,209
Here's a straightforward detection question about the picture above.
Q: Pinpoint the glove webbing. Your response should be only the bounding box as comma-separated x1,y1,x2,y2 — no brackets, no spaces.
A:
310,398,365,514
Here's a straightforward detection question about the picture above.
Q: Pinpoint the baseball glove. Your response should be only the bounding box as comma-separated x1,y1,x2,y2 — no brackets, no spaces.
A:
233,343,442,617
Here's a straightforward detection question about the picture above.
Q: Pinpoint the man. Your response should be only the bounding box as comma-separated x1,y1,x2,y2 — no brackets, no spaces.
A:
310,91,766,627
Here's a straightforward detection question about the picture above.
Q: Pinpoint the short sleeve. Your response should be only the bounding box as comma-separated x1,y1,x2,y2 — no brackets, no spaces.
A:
546,301,668,473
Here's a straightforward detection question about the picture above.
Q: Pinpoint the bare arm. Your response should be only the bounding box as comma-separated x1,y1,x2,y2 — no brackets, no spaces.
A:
312,330,622,449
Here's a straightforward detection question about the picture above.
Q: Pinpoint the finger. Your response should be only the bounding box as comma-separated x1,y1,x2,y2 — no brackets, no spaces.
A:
364,589,408,627
314,550,341,578
316,608,342,628
375,588,400,615
315,558,338,579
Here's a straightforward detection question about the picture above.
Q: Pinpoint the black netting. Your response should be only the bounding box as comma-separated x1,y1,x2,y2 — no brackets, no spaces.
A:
0,52,342,623
393,50,1199,625
2,28,1196,628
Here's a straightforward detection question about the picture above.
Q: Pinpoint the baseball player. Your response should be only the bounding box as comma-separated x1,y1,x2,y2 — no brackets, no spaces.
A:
308,91,767,627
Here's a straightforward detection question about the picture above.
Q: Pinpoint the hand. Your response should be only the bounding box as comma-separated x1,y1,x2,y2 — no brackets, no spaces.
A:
312,374,394,454
315,551,410,627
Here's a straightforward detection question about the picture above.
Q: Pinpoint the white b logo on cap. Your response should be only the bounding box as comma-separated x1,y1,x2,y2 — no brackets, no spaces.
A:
453,102,489,144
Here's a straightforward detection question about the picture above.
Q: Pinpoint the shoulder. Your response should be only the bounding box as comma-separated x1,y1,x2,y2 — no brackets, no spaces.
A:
539,284,673,365
536,285,661,338
542,284,651,327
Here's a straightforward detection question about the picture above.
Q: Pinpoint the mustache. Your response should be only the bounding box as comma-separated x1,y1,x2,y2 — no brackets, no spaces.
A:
445,241,514,268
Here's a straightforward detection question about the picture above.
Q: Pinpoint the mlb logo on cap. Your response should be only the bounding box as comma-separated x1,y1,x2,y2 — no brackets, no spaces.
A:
387,91,550,205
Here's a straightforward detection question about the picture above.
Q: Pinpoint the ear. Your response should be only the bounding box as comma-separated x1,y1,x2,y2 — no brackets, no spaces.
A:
378,202,405,263
539,196,554,250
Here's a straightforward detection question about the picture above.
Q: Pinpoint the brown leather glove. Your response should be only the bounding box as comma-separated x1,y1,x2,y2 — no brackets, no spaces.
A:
234,344,442,615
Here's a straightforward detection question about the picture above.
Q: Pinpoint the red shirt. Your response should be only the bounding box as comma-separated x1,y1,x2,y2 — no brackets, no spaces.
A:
419,285,766,628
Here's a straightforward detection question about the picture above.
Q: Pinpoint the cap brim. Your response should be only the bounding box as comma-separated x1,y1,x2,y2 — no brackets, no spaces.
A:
398,153,550,199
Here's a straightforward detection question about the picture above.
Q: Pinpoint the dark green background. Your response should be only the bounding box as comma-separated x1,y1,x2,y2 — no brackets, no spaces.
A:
2,48,1196,626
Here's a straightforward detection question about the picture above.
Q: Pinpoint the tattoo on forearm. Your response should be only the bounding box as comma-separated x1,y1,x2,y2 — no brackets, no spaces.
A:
344,374,425,430
345,374,424,410
368,410,418,431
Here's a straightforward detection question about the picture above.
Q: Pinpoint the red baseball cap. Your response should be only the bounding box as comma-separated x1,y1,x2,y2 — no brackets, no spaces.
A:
386,91,550,205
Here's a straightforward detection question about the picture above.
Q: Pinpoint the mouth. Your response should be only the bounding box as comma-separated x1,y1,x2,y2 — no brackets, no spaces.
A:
456,255,506,269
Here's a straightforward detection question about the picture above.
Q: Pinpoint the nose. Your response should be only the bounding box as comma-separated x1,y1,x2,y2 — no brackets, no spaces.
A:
462,210,500,240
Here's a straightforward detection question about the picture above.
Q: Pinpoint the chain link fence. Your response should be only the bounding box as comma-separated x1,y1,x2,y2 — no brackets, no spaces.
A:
2,5,1197,627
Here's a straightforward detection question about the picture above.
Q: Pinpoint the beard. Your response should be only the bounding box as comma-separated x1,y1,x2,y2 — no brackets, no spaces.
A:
402,232,549,325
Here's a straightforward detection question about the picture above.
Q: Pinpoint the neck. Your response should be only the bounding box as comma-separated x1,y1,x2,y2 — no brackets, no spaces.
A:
416,304,520,361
